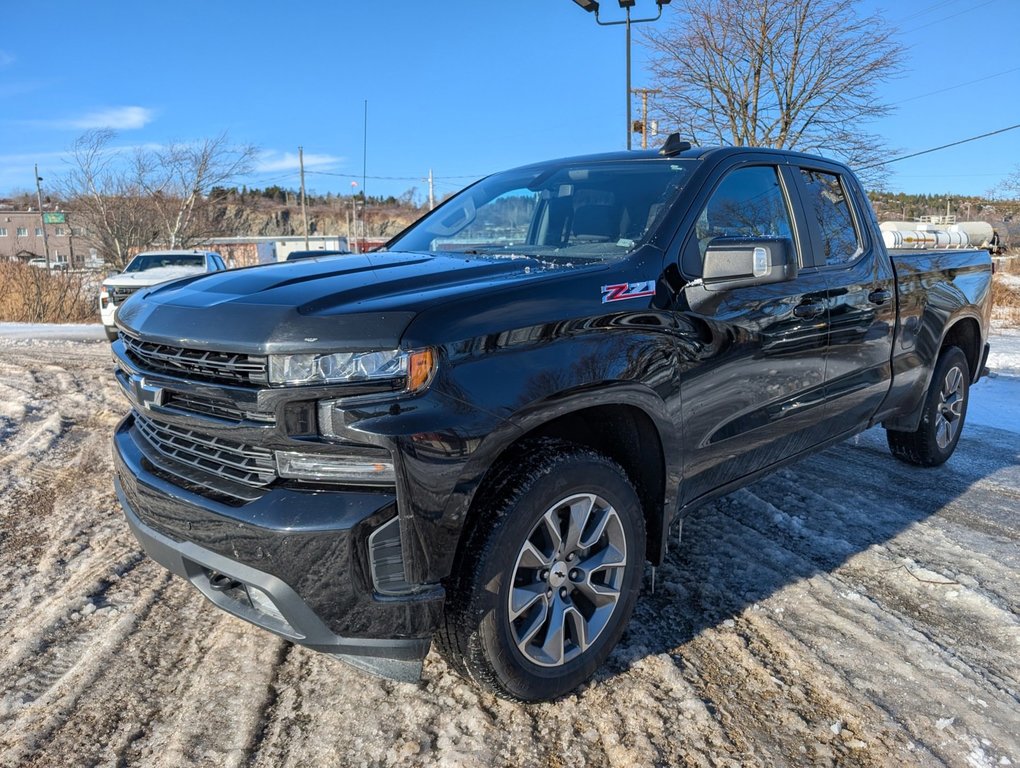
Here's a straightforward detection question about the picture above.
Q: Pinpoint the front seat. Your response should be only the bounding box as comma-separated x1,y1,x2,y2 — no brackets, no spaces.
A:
571,204,619,243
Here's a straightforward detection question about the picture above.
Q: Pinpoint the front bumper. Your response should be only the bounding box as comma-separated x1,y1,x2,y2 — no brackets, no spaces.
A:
113,416,444,680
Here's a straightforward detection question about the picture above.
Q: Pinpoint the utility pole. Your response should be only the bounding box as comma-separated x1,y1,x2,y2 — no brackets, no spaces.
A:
298,146,309,250
428,168,435,211
631,88,661,149
34,164,52,269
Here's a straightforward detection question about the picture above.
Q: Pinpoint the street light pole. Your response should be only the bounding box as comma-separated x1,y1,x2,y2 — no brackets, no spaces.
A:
572,0,670,150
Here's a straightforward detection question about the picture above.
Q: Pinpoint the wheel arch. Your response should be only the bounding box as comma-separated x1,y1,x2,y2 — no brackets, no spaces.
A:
883,312,984,432
940,315,982,382
450,389,680,583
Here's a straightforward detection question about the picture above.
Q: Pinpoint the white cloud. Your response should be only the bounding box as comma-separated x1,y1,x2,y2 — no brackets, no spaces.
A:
67,106,154,130
255,150,342,173
0,50,14,69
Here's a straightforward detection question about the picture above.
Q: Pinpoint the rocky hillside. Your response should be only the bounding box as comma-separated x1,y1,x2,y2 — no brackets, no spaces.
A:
212,201,423,240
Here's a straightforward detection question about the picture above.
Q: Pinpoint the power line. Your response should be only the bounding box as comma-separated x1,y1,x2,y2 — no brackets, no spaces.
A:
859,122,1020,170
892,0,958,24
909,0,997,31
897,65,1020,104
305,169,483,182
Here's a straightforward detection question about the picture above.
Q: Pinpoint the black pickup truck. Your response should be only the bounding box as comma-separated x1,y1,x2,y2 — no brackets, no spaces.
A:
111,138,992,701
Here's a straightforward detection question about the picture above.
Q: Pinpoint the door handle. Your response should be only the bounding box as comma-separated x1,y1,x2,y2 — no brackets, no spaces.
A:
868,289,892,305
793,301,825,319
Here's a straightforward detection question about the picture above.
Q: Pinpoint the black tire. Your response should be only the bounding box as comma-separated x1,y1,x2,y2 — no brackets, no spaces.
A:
437,439,645,702
104,326,119,342
887,345,970,467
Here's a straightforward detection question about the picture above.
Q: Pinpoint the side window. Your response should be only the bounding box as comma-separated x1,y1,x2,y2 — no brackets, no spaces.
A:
690,166,794,271
799,169,861,266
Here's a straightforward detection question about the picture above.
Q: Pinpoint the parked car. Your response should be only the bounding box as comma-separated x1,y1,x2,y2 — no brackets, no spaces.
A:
27,257,66,270
99,250,228,341
110,139,992,701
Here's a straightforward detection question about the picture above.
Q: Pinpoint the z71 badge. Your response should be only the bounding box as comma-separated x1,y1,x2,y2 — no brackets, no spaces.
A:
601,281,656,303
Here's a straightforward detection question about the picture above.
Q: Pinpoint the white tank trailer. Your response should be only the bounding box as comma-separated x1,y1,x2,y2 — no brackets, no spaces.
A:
880,220,996,251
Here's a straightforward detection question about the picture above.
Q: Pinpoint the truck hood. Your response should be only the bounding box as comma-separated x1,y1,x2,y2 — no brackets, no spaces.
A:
116,251,594,354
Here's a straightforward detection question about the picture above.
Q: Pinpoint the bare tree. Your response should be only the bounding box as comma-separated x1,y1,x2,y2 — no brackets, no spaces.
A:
643,0,902,173
60,130,258,267
995,166,1020,199
132,133,258,248
59,129,161,268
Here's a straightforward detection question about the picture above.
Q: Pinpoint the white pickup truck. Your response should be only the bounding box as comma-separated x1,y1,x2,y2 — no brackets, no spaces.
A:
99,250,227,341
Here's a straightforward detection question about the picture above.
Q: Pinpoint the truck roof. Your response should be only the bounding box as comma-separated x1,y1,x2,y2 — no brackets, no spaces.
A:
508,144,846,172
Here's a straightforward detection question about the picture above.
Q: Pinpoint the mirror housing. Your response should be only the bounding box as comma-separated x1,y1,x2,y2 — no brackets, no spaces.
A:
701,237,796,291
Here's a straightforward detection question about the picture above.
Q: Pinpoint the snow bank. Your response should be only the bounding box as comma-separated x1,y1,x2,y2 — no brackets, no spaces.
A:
0,323,106,342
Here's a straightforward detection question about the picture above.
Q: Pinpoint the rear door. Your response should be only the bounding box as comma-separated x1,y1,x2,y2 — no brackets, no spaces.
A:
670,156,831,503
793,165,896,434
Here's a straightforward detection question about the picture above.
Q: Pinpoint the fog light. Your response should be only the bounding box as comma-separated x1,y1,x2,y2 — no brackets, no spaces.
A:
275,449,395,485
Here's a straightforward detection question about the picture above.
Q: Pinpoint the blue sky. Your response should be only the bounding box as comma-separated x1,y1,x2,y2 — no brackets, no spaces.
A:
0,0,1017,202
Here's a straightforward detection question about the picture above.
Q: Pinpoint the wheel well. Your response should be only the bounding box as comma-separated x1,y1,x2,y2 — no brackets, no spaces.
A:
942,318,981,381
466,404,667,565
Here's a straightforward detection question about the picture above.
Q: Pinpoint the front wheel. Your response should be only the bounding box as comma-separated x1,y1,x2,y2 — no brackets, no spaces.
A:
887,345,970,466
438,441,645,701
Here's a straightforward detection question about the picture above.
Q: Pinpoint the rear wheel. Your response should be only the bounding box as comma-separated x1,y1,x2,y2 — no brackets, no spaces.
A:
887,345,970,466
437,441,645,701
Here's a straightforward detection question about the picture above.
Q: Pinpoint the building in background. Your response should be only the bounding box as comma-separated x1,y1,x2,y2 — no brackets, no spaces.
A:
205,235,349,267
0,209,98,267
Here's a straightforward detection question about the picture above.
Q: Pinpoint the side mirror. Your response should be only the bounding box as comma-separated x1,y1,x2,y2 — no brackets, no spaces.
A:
702,237,796,291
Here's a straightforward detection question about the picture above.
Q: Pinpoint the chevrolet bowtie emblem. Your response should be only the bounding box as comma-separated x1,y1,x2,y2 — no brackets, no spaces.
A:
131,375,164,410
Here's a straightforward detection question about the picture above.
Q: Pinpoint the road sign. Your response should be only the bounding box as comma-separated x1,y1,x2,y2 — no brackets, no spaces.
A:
42,212,65,224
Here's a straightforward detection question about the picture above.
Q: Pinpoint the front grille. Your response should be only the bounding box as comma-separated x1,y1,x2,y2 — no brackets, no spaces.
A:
111,286,142,303
134,413,276,488
162,392,275,425
121,333,268,386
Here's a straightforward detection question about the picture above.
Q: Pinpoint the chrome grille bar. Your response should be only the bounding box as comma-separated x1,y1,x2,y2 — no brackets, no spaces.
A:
134,414,276,488
111,286,141,303
121,333,268,386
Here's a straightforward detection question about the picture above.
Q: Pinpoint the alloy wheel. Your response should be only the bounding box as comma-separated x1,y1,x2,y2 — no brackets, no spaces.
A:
507,493,627,667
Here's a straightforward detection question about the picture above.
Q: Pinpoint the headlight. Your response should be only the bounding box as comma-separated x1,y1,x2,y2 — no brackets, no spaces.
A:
268,348,436,389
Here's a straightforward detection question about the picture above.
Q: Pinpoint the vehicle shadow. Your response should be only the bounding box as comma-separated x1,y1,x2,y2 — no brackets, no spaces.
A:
605,421,1020,678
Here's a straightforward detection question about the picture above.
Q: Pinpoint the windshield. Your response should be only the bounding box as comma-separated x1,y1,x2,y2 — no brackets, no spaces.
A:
124,253,205,272
389,159,696,262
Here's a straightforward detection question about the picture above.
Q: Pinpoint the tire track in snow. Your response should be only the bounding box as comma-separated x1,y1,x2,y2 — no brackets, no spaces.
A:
0,570,169,768
148,622,283,767
671,479,1019,766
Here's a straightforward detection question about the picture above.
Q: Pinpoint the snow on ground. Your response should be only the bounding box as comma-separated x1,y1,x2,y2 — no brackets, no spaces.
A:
969,327,1020,429
0,333,1017,767
0,323,106,342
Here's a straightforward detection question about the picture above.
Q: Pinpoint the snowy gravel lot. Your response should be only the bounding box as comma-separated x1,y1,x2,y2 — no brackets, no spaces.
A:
0,330,1017,767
